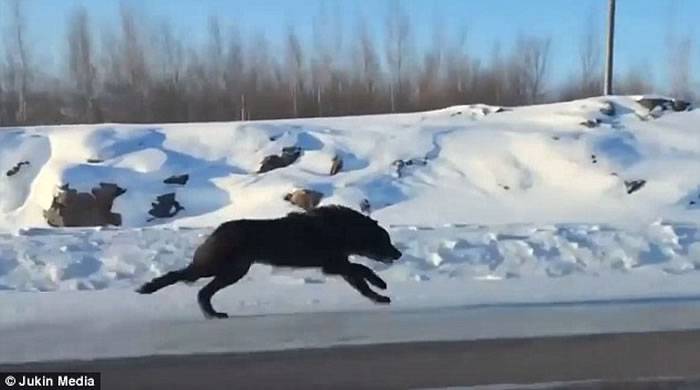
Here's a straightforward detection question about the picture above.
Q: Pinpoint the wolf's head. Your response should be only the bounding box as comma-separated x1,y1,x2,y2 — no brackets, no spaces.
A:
352,221,403,263
309,205,402,263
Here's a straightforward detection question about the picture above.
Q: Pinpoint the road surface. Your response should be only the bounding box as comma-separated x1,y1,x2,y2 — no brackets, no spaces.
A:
3,329,700,389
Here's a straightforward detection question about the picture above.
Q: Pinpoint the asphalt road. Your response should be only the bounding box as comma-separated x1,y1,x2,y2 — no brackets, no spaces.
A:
3,329,700,389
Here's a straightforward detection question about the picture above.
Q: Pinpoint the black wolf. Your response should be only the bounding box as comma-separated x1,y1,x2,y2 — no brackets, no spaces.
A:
137,205,402,319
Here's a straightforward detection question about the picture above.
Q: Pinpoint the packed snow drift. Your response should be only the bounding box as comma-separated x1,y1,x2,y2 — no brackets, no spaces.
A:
1,96,699,230
2,95,700,362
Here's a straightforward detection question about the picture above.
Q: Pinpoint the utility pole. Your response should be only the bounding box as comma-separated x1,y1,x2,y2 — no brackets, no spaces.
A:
604,0,616,95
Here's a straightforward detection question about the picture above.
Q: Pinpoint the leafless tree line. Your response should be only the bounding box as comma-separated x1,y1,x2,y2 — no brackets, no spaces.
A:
0,1,694,126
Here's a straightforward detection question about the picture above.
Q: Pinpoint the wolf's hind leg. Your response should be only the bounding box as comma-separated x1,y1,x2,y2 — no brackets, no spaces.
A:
137,267,198,294
197,263,250,319
342,274,391,304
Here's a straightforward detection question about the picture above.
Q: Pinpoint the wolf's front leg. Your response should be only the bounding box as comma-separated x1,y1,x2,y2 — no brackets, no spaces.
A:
348,263,387,290
342,273,391,304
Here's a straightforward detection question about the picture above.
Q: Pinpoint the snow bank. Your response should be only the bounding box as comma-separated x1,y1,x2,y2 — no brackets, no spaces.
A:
0,96,699,230
1,222,699,298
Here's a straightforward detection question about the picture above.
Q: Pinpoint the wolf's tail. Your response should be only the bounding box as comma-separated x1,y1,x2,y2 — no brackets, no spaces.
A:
136,267,194,294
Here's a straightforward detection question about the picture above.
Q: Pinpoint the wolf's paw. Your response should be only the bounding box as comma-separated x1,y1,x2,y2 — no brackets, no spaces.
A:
373,279,388,290
136,284,155,294
363,273,387,290
204,311,229,319
374,296,391,304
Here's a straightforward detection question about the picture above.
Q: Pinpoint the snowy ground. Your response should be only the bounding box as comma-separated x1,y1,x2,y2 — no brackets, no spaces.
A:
2,96,700,362
2,96,700,229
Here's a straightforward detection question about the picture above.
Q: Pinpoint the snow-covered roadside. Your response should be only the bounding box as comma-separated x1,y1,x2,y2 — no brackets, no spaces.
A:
2,222,700,362
2,96,700,363
3,220,700,295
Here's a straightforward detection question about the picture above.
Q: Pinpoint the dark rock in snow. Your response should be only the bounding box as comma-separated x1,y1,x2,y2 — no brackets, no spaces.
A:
92,183,127,212
580,119,601,128
282,146,302,155
637,98,672,111
258,147,302,173
637,97,691,113
284,189,323,211
672,100,692,112
330,155,343,176
6,161,30,177
392,160,406,177
148,193,185,220
624,180,646,195
406,158,427,166
164,174,189,185
43,182,126,227
259,155,287,173
600,101,616,116
393,158,428,178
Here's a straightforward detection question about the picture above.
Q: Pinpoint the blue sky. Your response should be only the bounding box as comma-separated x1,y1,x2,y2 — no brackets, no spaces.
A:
0,0,697,88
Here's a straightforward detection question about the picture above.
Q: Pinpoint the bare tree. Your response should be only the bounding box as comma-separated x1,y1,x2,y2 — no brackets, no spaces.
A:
417,16,446,110
6,0,31,123
242,33,273,119
13,0,691,125
149,21,187,121
579,11,603,97
156,22,185,87
311,2,331,115
350,16,381,113
285,27,305,117
509,36,551,104
385,0,412,112
356,18,380,95
205,15,228,119
118,4,149,120
663,0,695,101
444,27,478,104
0,61,6,125
668,35,695,100
309,2,346,116
207,16,224,78
560,13,603,101
224,27,244,119
248,33,293,120
616,65,654,95
479,42,506,105
67,6,99,122
531,37,552,102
